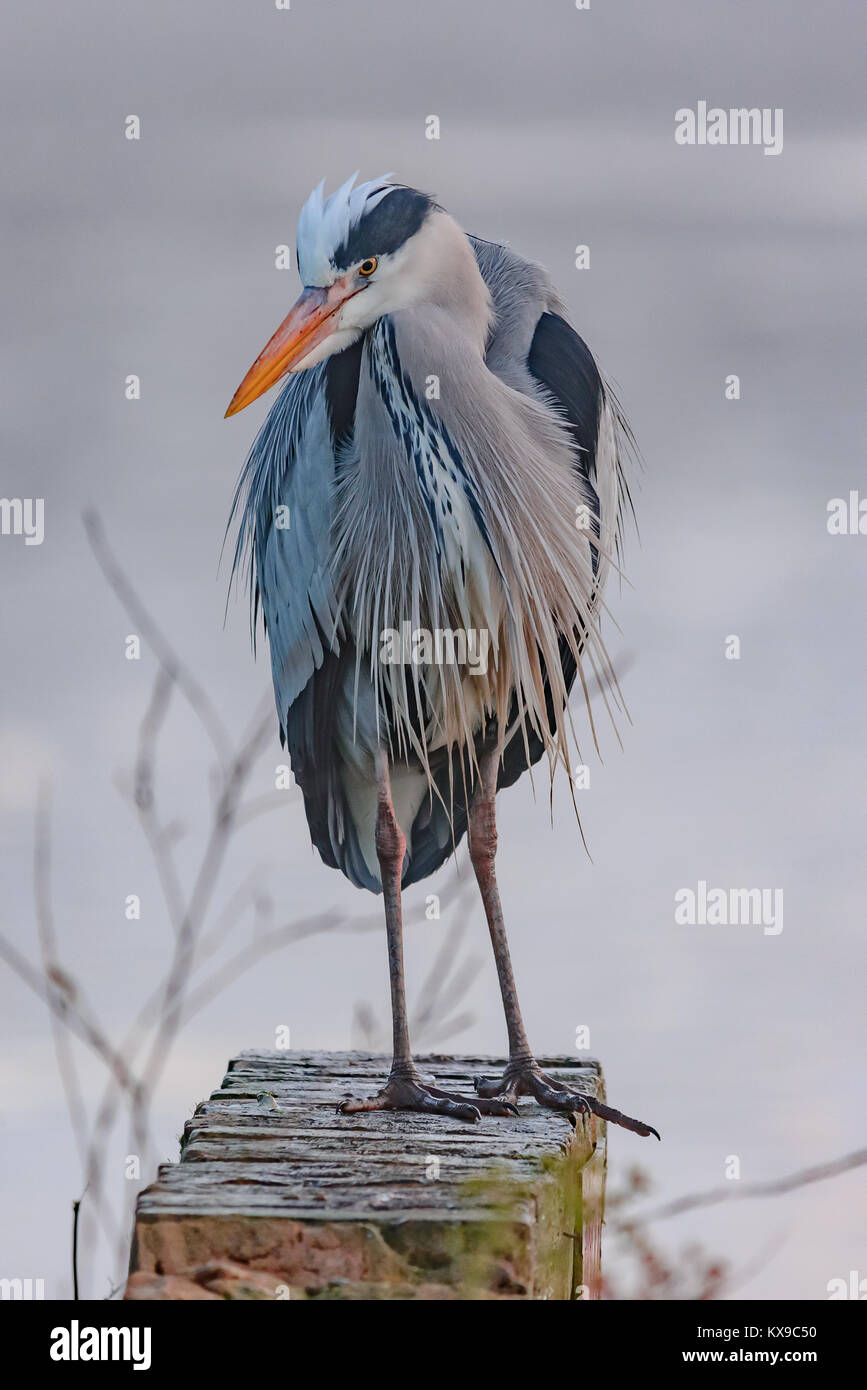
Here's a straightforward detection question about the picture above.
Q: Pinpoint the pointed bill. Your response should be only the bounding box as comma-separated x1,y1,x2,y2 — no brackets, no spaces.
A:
225,277,359,417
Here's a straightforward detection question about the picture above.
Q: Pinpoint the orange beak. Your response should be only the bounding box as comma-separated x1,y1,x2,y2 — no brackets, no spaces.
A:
225,276,360,418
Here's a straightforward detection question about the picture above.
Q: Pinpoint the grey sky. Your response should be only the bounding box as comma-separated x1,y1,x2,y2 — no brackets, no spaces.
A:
1,0,866,1299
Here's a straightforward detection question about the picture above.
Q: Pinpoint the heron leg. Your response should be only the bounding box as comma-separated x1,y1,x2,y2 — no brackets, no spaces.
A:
468,747,660,1141
337,751,516,1124
374,749,412,1077
467,746,534,1067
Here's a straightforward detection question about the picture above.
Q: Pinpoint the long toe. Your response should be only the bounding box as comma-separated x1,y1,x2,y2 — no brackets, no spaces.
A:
428,1085,518,1117
473,1062,660,1139
473,1097,520,1117
535,1075,660,1139
586,1097,660,1140
417,1092,482,1123
336,1097,377,1115
337,1075,485,1124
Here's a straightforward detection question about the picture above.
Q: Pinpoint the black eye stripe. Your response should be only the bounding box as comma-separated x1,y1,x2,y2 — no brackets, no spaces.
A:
333,187,433,271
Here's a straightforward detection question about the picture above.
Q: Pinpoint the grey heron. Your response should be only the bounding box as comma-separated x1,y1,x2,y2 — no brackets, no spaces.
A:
226,174,657,1139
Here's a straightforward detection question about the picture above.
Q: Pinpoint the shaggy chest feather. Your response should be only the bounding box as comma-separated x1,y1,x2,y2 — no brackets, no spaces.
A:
331,311,608,782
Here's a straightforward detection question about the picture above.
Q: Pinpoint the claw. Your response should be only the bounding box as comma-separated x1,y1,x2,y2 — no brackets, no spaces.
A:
591,1098,660,1140
472,1062,660,1140
475,1098,519,1118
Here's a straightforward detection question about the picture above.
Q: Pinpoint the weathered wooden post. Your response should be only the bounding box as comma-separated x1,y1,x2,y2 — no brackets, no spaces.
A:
125,1050,606,1300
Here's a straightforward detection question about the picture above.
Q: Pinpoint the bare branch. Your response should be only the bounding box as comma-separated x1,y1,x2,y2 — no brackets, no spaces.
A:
178,910,359,1025
0,931,141,1099
620,1148,867,1227
131,668,186,936
34,788,87,1147
84,509,232,767
235,790,302,828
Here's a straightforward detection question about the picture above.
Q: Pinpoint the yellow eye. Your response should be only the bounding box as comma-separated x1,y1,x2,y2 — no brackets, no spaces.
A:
359,257,377,276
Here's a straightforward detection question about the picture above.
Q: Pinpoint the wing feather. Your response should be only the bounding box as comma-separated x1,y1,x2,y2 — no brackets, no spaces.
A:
228,351,381,891
404,238,632,882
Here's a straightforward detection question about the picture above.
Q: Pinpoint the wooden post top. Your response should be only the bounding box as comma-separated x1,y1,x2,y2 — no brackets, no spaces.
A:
126,1050,606,1300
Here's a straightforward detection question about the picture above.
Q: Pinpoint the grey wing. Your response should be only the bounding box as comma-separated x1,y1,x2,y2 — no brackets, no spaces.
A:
469,233,632,575
404,239,635,882
229,347,380,893
229,364,342,723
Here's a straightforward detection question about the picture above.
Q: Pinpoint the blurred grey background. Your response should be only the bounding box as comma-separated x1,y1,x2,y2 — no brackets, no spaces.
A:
1,0,865,1298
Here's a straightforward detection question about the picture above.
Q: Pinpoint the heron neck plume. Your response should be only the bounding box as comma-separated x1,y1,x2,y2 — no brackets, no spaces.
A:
330,268,615,791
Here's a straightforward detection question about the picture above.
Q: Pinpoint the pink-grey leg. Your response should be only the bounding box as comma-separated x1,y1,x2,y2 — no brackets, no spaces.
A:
337,750,517,1123
468,746,659,1140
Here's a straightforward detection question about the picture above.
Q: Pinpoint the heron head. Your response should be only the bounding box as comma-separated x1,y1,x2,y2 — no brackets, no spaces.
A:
225,174,441,417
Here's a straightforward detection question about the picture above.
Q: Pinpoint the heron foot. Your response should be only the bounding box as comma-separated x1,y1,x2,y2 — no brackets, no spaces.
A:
473,1061,660,1140
336,1070,518,1124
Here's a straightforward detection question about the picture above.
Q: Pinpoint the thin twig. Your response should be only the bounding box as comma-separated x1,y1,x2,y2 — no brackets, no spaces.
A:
132,668,186,936
84,509,233,766
620,1148,867,1226
72,1189,86,1301
128,704,273,1162
235,790,302,827
0,933,141,1097
34,787,90,1167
